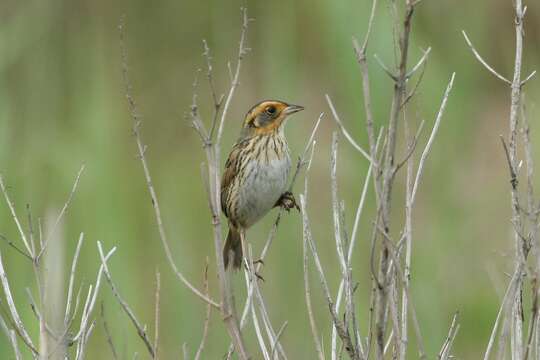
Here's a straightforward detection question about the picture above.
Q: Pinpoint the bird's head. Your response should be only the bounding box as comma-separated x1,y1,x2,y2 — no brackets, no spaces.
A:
240,100,304,138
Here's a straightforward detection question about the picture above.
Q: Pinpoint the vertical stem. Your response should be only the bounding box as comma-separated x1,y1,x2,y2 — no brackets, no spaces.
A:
375,3,415,358
508,1,525,357
400,114,414,360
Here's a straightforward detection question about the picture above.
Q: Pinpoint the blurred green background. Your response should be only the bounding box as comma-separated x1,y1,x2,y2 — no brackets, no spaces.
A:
1,0,540,358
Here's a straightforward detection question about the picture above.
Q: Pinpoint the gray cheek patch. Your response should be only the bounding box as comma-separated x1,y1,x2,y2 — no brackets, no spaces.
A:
255,113,273,128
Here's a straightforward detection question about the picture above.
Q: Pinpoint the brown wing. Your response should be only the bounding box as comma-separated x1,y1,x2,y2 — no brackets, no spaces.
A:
221,142,243,216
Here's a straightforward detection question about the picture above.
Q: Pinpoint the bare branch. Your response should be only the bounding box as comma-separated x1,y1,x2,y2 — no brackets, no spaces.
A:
332,128,383,359
241,241,287,360
97,241,155,358
215,7,250,145
462,31,511,85
411,73,456,203
0,249,37,354
358,0,378,52
301,137,324,360
0,234,32,261
270,321,288,360
300,191,359,360
374,224,427,359
521,70,536,86
406,47,431,79
374,54,397,80
394,120,425,174
186,9,253,359
10,329,22,360
119,16,219,309
0,313,22,360
302,139,326,360
438,312,460,360
194,261,212,360
374,2,418,356
484,269,521,359
0,175,34,257
74,247,116,359
240,246,270,360
325,95,372,162
303,224,325,360
65,233,84,325
202,39,225,140
37,164,85,262
352,0,381,210
100,302,118,360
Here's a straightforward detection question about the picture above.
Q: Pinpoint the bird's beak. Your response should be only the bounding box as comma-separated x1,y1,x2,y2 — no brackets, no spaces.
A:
284,104,305,115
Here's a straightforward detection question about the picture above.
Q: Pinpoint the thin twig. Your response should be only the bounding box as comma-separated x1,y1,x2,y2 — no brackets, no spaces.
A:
303,226,325,360
74,248,116,359
374,54,397,80
241,241,287,360
332,129,383,359
411,73,456,203
325,95,372,162
37,164,85,262
202,39,225,140
119,16,219,309
0,312,22,360
270,321,288,360
215,7,251,145
0,234,32,261
462,31,511,85
300,194,359,360
240,245,270,360
438,312,460,360
0,250,37,354
97,241,155,358
65,233,84,325
100,302,118,360
521,70,536,86
194,261,212,360
302,141,324,360
374,224,427,359
405,47,431,79
0,175,34,257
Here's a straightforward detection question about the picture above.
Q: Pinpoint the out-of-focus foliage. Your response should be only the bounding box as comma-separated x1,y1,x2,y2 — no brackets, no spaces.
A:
0,0,540,358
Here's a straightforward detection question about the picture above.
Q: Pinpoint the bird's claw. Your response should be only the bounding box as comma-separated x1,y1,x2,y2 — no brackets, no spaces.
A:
255,271,265,282
276,191,300,212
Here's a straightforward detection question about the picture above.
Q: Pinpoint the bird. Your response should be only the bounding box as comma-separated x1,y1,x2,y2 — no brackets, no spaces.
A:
221,100,304,270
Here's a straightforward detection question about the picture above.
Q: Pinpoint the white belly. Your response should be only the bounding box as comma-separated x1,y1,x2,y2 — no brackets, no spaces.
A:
236,153,291,227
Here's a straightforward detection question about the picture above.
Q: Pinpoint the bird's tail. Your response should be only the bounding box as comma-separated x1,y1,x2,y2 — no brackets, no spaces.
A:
223,227,243,270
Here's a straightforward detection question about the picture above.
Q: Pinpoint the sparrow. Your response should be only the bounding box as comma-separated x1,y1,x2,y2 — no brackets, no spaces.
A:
221,100,304,269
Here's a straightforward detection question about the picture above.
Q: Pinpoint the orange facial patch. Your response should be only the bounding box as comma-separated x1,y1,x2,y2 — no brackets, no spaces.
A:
244,101,289,133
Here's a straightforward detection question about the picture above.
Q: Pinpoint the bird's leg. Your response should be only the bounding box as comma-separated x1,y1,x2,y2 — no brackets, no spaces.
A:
239,229,265,281
274,191,300,212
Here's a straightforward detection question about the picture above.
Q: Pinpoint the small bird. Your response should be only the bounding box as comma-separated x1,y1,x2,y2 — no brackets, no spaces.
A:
221,100,304,269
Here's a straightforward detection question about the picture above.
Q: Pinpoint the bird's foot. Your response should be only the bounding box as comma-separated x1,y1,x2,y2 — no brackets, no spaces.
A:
275,191,300,212
253,258,265,266
243,262,265,282
255,271,265,282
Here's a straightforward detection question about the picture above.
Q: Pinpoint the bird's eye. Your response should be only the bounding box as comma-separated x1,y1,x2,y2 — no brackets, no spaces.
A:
265,106,276,115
